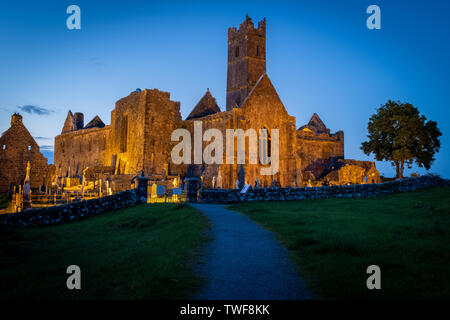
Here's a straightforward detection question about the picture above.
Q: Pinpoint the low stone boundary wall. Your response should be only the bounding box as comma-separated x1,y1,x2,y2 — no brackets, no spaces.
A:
0,190,139,228
0,177,149,229
200,175,450,204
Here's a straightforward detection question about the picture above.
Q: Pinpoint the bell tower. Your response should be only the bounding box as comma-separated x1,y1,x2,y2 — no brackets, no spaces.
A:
226,15,266,111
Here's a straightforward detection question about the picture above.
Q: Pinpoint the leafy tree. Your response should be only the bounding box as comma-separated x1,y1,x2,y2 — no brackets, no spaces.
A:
361,100,441,179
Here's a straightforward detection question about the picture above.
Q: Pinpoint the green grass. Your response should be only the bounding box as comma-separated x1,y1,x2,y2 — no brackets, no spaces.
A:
229,187,450,300
0,203,210,300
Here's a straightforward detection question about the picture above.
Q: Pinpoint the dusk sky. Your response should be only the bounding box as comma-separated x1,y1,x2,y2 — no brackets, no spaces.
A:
0,0,449,178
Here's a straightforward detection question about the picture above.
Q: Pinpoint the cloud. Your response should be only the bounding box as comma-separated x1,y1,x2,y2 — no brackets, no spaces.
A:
34,136,51,141
18,105,54,116
39,145,54,151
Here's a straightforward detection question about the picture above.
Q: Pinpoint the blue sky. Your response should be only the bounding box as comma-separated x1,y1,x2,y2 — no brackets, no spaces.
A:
0,0,449,177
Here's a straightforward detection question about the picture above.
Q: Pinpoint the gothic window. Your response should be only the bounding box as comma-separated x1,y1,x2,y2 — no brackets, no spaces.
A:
120,115,128,153
235,46,239,57
259,127,271,164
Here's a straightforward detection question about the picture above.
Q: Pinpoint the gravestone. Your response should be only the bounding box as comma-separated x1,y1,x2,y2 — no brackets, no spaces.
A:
240,184,252,194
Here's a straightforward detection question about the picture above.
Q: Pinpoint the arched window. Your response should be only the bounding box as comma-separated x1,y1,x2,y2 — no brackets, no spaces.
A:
235,46,239,57
259,127,271,164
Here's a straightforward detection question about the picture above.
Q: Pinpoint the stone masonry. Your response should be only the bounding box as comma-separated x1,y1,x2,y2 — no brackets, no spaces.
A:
0,113,54,193
52,16,380,191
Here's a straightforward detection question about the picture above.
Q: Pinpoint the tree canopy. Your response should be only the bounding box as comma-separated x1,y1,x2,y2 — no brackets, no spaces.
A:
361,100,441,178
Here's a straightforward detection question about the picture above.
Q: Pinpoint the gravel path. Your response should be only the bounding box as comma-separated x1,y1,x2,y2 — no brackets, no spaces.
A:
190,203,312,300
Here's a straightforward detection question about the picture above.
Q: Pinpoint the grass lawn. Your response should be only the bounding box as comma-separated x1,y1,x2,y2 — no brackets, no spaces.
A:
229,187,450,300
0,203,210,299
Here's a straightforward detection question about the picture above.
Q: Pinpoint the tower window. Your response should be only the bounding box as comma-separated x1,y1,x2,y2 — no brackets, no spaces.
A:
2,145,5,150
28,145,31,151
256,46,259,56
235,46,239,57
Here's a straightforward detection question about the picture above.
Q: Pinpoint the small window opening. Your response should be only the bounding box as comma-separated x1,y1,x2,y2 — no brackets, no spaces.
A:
28,145,31,151
235,46,239,57
2,145,5,150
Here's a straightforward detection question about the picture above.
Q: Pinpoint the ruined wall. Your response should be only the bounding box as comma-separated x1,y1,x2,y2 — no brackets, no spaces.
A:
142,89,182,177
322,159,381,185
108,89,182,177
182,111,233,188
0,114,52,193
55,126,111,178
54,89,182,190
183,74,299,189
236,74,299,188
296,130,344,180
50,16,381,192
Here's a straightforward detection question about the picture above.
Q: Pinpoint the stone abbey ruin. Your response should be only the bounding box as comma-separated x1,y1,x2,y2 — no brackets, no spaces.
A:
0,15,380,199
0,113,54,194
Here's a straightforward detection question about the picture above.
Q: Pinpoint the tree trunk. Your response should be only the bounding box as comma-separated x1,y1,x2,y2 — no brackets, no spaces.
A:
396,160,405,179
400,160,405,179
395,161,400,179
394,160,405,179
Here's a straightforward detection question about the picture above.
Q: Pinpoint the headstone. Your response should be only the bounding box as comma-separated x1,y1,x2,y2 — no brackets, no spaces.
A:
217,172,222,188
23,161,32,209
157,185,165,196
238,165,245,188
240,184,252,194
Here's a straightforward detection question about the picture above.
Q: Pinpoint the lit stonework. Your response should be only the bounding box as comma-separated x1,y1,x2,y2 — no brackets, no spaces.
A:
53,16,380,190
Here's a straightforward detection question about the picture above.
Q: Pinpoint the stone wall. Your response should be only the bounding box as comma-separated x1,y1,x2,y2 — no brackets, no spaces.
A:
55,125,111,178
0,114,53,193
226,15,266,110
199,175,449,204
0,177,149,228
54,89,182,190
